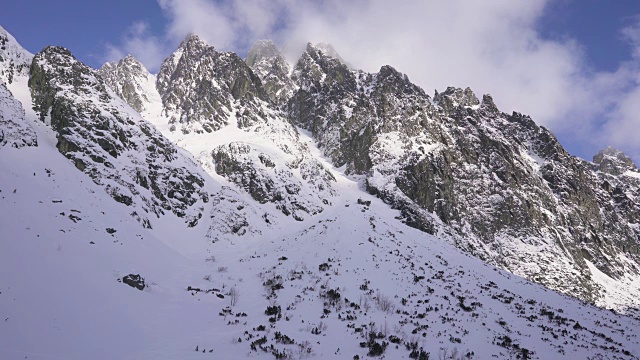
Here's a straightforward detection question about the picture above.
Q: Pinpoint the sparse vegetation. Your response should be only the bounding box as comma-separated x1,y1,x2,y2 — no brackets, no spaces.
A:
375,290,394,313
228,287,239,306
360,329,388,357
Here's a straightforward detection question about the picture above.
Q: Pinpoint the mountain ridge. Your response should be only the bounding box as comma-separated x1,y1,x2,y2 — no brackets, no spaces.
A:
1,26,639,359
99,33,640,311
96,35,640,311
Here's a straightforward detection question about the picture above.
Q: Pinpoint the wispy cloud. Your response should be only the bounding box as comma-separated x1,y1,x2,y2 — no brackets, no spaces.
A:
104,21,165,71
105,0,640,163
595,17,640,161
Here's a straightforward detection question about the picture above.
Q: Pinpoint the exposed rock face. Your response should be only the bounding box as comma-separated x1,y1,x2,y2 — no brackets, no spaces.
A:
212,141,335,220
0,83,36,148
594,146,638,175
98,55,156,113
289,43,373,173
246,40,295,106
0,25,36,149
156,34,266,134
121,274,145,290
28,46,209,227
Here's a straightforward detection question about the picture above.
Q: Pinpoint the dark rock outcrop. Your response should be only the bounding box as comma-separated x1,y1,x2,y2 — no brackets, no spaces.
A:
0,83,36,148
122,274,145,291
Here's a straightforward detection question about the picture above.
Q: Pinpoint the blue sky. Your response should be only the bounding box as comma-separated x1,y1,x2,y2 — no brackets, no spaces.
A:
1,0,640,163
539,1,640,71
0,1,165,66
1,1,637,71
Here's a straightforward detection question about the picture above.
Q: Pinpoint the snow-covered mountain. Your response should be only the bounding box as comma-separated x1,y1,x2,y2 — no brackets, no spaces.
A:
1,25,640,359
282,42,640,310
121,34,338,222
98,55,158,114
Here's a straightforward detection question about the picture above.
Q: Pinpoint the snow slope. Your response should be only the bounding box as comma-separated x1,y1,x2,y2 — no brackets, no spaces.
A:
1,128,639,359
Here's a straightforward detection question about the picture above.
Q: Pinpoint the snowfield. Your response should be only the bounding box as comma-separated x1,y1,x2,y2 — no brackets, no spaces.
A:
1,127,639,359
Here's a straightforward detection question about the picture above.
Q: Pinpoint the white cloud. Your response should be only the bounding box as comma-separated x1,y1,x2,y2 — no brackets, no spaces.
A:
106,0,640,163
104,21,165,72
621,16,640,59
598,19,640,163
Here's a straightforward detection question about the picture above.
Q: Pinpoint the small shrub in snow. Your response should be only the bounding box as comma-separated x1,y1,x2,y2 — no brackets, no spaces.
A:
274,331,295,345
250,336,267,351
360,330,388,357
228,287,239,306
376,290,394,313
265,305,282,316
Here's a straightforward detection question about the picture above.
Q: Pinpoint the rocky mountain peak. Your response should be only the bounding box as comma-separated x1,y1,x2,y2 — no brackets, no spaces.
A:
101,54,148,78
100,61,115,72
156,34,211,86
30,46,107,129
312,42,345,63
40,45,72,58
0,25,32,58
374,65,426,98
481,93,498,112
377,64,403,80
33,46,80,72
29,45,209,227
593,146,638,175
98,54,154,113
179,33,209,52
433,86,480,114
299,42,348,68
246,39,281,67
156,34,266,133
245,40,294,106
118,54,147,72
292,42,355,93
123,53,138,62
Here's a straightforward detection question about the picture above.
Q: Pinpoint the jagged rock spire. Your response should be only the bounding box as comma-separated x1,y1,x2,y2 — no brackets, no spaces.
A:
99,54,154,113
246,40,282,67
246,40,294,106
156,33,266,133
593,146,638,175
